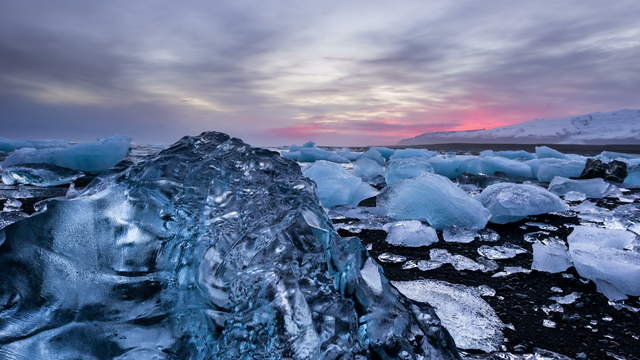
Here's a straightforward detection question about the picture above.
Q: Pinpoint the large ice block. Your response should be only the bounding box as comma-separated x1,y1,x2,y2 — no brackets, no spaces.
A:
476,183,568,224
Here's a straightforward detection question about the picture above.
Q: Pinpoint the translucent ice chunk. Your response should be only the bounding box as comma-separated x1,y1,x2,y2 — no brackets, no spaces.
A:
477,183,568,224
335,148,361,161
567,226,640,300
429,249,489,272
527,158,586,182
477,243,527,260
283,146,349,163
390,148,436,160
303,160,379,207
480,149,535,160
625,165,640,186
0,137,68,152
385,158,434,185
370,146,395,160
381,173,490,230
0,132,459,359
492,266,531,277
427,155,476,179
353,157,384,181
358,149,386,165
531,239,571,273
383,220,439,247
466,157,533,178
443,227,478,243
535,146,569,159
392,279,505,352
564,191,587,202
1,164,82,187
2,136,131,173
548,176,614,198
551,292,581,305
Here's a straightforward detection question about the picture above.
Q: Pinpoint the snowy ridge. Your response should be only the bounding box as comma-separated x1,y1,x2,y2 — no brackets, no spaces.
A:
399,109,640,145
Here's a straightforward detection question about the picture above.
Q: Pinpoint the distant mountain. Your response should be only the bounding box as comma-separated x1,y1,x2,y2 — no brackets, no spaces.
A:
399,109,640,145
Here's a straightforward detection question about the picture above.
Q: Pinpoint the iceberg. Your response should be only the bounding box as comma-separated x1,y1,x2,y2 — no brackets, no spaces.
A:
389,148,436,160
535,146,569,159
392,280,505,352
1,164,83,187
0,132,459,359
370,146,395,160
426,155,475,179
2,136,131,173
477,183,569,224
383,220,439,247
384,158,434,185
303,160,378,208
531,239,571,273
283,146,349,163
567,226,640,300
465,156,532,178
353,157,385,181
358,149,386,165
548,176,614,198
479,149,535,160
380,173,490,230
527,158,586,182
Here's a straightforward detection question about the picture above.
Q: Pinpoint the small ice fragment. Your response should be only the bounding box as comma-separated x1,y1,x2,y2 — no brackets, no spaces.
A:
492,266,531,278
531,239,571,273
541,303,564,314
477,243,527,260
548,176,614,199
377,252,406,263
303,160,378,207
477,228,500,242
360,258,383,295
401,260,418,270
523,231,551,243
525,222,559,231
443,227,478,243
550,287,563,293
564,191,587,202
383,220,438,247
417,260,443,271
3,198,22,212
429,249,484,271
476,285,496,297
392,279,505,352
551,292,581,305
542,319,556,328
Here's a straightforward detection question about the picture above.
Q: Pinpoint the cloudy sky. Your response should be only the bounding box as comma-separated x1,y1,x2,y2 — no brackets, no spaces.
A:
1,1,639,146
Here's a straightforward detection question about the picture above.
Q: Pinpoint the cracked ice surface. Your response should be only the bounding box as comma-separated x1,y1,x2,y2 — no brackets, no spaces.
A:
0,132,458,360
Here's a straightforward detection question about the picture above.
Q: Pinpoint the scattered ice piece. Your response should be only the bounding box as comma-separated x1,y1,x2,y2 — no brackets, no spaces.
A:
542,319,557,328
384,158,434,185
358,149,386,165
465,156,533,178
353,157,384,181
536,146,569,159
564,191,587,202
429,249,485,272
531,239,571,273
550,287,563,293
567,226,640,300
369,146,395,160
612,204,640,234
390,148,436,160
303,160,378,207
283,143,349,163
548,176,614,199
527,158,586,182
1,164,83,187
541,303,564,315
602,316,613,322
426,155,475,179
492,266,531,278
525,222,559,231
417,260,443,271
401,260,418,270
571,200,612,224
377,252,407,263
360,258,383,295
476,285,496,297
551,292,581,305
524,231,550,243
480,149,535,160
476,257,500,272
477,228,501,242
608,301,640,312
477,183,568,224
335,148,360,161
443,227,478,243
392,279,505,352
381,173,490,230
2,136,131,173
383,220,439,247
478,243,527,260
3,198,22,212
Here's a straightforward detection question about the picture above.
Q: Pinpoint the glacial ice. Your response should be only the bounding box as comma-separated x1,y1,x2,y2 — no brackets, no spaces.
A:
1,164,83,187
466,157,533,178
2,136,131,173
390,148,436,160
283,146,349,163
358,149,386,165
625,165,640,186
429,249,496,272
0,137,68,152
0,132,459,359
381,173,491,229
527,158,586,182
548,177,613,199
370,146,395,160
563,191,587,202
531,239,571,273
535,146,569,159
335,148,361,161
392,279,505,352
353,157,385,181
492,266,532,278
567,226,640,300
385,157,434,185
303,160,379,208
479,149,535,160
443,227,478,244
477,183,568,224
427,155,475,179
383,220,439,247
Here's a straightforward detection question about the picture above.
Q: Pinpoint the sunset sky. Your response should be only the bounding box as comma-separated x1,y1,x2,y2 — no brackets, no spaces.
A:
1,1,639,146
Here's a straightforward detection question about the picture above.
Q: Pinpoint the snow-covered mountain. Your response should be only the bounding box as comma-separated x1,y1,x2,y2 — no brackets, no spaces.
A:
399,109,640,145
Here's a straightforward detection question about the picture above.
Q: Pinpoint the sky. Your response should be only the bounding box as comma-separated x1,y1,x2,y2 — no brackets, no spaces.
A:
1,1,639,146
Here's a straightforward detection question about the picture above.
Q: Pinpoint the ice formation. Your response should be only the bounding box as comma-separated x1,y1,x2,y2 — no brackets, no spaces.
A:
535,146,569,159
385,158,434,185
465,157,533,178
370,146,395,160
427,155,475,179
429,249,495,272
358,149,386,165
548,177,614,198
0,132,459,359
528,158,586,182
442,227,478,243
479,149,535,160
335,148,360,161
283,145,349,163
477,243,527,260
303,160,378,208
381,173,490,229
383,220,439,247
0,137,68,152
392,279,505,352
567,226,640,300
1,164,83,187
625,164,640,186
531,239,571,273
389,148,436,160
2,136,131,173
353,157,384,181
477,183,568,224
